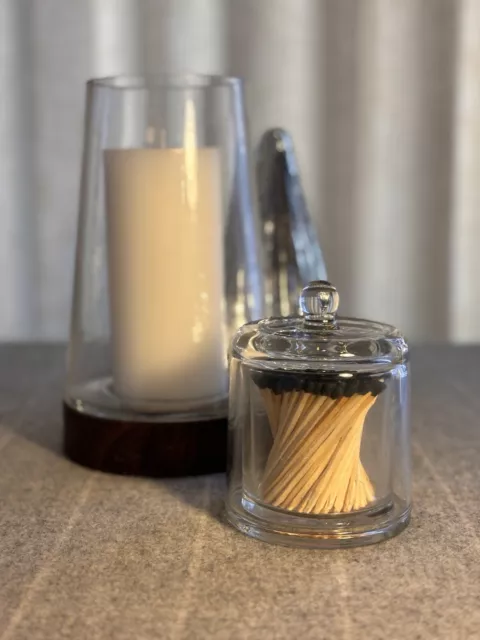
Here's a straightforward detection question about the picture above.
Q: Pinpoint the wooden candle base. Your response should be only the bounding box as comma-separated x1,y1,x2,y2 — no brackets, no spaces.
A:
63,403,227,477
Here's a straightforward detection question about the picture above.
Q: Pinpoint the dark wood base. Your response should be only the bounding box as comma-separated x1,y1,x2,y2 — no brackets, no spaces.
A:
63,402,227,477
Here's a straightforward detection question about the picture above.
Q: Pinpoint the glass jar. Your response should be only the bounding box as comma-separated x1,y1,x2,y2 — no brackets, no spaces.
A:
226,280,411,548
63,74,264,477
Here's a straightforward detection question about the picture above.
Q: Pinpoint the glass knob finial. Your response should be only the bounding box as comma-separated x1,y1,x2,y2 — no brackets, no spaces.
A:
299,280,339,326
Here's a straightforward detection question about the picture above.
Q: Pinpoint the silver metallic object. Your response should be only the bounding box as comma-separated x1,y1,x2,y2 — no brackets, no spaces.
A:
256,128,327,317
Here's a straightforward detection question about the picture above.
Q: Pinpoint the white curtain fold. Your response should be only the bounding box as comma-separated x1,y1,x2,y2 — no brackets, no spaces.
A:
351,0,455,339
0,0,38,337
450,0,480,342
0,0,478,342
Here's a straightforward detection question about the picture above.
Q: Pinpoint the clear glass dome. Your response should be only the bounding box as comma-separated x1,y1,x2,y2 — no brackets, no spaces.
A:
226,280,411,549
63,74,265,477
233,279,408,369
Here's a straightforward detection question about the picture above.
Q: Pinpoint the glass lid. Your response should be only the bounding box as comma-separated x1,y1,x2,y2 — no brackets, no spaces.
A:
233,281,408,370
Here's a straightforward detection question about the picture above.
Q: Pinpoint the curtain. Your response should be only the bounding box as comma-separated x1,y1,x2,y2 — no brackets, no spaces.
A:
1,0,478,342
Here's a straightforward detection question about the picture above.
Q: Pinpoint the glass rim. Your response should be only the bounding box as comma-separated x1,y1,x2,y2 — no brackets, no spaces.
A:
88,73,242,91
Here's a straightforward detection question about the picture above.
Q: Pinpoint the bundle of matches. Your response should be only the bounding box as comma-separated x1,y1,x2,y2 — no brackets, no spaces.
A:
251,370,386,515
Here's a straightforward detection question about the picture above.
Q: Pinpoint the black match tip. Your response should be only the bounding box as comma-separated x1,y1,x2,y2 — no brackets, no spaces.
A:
251,370,387,398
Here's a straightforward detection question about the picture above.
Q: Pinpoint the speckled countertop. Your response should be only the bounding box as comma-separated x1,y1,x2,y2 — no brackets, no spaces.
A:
0,345,479,640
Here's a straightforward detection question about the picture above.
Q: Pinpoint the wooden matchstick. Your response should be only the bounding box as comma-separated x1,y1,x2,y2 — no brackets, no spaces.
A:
252,369,384,515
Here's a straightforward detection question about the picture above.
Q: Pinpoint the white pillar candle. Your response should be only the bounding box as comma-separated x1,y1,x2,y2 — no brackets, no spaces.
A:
104,146,226,409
